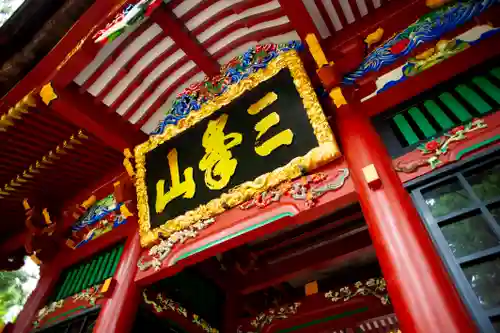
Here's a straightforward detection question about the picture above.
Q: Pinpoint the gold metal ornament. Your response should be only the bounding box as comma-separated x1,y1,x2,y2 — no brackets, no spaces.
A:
40,83,58,106
134,51,341,247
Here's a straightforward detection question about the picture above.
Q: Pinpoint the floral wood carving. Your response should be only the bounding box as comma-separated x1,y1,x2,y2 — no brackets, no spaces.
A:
137,218,215,271
72,285,104,306
240,169,349,210
237,302,301,333
33,300,65,328
325,278,390,305
33,284,105,328
394,118,487,173
142,290,218,333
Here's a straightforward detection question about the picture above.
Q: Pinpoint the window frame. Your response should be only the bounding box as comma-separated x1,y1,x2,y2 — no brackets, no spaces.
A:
407,147,500,333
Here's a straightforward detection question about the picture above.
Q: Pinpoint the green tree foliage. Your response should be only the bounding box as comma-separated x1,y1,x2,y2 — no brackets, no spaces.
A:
0,260,39,323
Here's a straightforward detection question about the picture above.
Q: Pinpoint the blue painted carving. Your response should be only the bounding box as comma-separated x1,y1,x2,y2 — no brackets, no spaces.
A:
151,41,303,135
343,0,499,85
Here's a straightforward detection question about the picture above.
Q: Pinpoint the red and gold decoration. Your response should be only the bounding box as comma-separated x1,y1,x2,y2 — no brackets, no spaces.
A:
33,283,106,329
0,92,36,132
142,290,219,333
0,130,88,199
324,278,390,305
23,199,61,263
237,302,301,333
137,218,215,271
240,169,349,210
394,118,489,173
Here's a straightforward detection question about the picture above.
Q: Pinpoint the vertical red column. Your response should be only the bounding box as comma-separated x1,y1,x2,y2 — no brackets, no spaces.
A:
93,231,142,333
333,101,477,333
12,260,61,333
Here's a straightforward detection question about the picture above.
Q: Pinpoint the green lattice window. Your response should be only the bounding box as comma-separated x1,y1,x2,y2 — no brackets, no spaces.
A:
373,59,500,157
51,243,124,302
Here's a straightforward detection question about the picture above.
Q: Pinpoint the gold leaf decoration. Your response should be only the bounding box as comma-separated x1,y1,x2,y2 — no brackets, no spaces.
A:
40,83,58,105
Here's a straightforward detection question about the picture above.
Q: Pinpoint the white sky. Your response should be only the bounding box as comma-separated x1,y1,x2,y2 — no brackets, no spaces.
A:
2,257,40,323
0,0,27,27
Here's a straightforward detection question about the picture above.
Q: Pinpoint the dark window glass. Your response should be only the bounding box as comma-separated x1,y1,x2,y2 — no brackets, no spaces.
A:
422,179,471,217
466,164,500,201
441,215,500,257
492,318,500,333
463,258,500,310
410,152,500,333
492,206,500,223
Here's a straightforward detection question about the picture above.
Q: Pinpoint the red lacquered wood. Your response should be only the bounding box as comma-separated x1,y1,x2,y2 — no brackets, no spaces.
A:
49,84,147,152
333,100,477,333
94,231,142,333
277,0,320,41
12,260,62,333
151,8,220,77
365,32,500,117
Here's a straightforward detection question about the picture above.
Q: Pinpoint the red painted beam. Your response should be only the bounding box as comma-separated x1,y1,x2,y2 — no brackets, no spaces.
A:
333,97,477,333
324,0,428,54
365,32,500,116
277,0,320,40
94,232,141,333
239,229,373,294
2,0,135,104
151,7,220,77
48,83,147,152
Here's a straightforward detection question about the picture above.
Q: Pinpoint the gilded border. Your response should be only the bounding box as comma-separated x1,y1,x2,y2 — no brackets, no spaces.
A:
134,50,340,247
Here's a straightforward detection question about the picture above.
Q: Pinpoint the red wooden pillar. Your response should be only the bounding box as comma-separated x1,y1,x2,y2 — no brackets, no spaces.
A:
94,231,141,333
333,99,477,333
12,260,61,333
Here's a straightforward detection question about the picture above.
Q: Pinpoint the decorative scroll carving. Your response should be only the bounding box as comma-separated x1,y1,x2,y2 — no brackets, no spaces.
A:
240,169,349,210
137,218,215,271
394,118,488,173
142,290,219,333
237,302,301,333
325,278,390,305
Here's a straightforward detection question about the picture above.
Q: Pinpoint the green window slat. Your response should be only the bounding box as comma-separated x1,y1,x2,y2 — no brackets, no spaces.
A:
472,76,500,104
490,67,500,80
73,263,91,295
439,92,472,121
62,266,83,299
88,255,105,287
455,84,491,114
408,107,436,138
109,244,125,277
82,259,99,290
95,252,112,284
103,248,119,280
423,100,454,130
55,270,77,301
393,114,419,145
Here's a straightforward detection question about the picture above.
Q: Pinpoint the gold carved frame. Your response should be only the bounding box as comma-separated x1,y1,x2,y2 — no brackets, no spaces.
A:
134,50,340,247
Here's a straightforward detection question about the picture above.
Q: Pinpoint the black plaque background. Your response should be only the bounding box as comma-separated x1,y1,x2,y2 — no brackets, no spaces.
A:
146,69,319,228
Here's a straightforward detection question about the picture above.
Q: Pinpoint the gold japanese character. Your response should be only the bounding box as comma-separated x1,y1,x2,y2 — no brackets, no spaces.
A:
199,114,242,190
155,148,195,214
248,92,294,156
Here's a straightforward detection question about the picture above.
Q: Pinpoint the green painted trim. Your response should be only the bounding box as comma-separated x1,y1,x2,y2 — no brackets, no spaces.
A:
424,100,454,130
55,269,76,301
110,244,125,276
473,76,500,104
393,114,419,145
41,306,87,326
96,252,111,284
455,135,500,160
455,84,491,114
408,106,436,138
276,307,369,333
491,67,500,80
439,92,472,122
89,255,104,287
174,212,295,263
